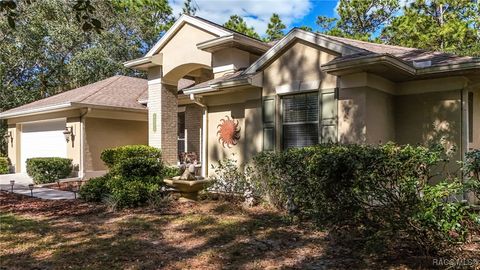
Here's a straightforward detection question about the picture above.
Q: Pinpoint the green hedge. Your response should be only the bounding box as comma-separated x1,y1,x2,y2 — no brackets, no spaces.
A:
0,157,9,174
81,145,166,208
251,143,478,254
26,157,73,184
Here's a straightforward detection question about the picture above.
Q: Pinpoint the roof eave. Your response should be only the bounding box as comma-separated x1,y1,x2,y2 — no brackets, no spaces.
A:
197,33,271,54
0,102,73,119
322,54,417,75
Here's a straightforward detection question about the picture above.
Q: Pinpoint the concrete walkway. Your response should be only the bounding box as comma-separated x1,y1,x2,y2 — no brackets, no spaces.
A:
0,173,76,200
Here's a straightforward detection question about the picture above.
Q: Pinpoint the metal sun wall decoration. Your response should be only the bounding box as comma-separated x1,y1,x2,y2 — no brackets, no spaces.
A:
217,115,241,148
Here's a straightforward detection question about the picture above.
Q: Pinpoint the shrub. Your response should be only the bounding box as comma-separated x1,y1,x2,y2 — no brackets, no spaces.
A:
209,157,252,201
79,175,109,202
463,149,480,200
100,145,162,169
163,166,181,179
80,145,166,209
107,177,161,208
26,157,73,184
251,143,476,254
0,157,9,174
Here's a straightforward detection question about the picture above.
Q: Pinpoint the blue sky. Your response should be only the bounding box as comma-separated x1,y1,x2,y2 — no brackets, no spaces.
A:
169,0,340,37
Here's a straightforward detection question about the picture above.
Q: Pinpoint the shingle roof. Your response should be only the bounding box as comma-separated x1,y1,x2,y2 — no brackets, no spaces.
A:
320,34,477,67
1,75,148,117
183,70,248,92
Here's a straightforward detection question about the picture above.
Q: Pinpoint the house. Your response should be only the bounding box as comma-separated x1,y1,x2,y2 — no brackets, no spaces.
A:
2,14,480,179
0,76,149,177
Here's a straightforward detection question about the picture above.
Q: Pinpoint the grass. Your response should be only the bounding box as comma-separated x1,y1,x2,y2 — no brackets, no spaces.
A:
0,192,478,269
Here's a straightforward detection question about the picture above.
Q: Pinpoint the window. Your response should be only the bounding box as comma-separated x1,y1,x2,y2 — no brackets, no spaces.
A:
178,112,186,154
282,92,319,148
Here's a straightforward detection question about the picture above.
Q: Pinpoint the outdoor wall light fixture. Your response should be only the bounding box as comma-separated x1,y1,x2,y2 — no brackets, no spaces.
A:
4,131,13,146
28,184,34,197
63,126,74,143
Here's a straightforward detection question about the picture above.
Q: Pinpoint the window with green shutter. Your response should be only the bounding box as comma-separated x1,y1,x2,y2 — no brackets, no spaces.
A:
281,92,319,148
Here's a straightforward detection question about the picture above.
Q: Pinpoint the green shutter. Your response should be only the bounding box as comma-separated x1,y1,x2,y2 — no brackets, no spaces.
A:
320,88,338,143
263,96,275,151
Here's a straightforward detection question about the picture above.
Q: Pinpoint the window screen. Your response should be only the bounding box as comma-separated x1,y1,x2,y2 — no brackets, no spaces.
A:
282,92,319,148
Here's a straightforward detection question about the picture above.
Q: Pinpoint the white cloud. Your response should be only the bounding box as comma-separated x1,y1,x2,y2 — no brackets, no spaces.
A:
169,0,313,36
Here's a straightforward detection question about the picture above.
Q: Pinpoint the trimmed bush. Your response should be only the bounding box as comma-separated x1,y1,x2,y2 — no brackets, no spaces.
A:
0,157,9,174
251,143,477,254
100,145,162,168
79,175,109,202
80,145,165,208
26,157,73,184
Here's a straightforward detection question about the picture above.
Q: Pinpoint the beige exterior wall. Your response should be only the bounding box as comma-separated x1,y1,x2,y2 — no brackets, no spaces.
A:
395,90,463,177
84,117,148,171
204,87,262,175
66,117,82,174
470,87,480,149
338,87,366,143
263,41,338,96
159,23,216,82
6,124,20,172
365,88,395,144
212,48,251,78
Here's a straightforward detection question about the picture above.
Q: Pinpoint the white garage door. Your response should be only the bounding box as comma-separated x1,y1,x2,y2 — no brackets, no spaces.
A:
21,119,67,172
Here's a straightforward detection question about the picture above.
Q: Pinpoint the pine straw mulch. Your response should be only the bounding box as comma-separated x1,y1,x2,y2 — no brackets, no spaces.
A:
0,191,478,270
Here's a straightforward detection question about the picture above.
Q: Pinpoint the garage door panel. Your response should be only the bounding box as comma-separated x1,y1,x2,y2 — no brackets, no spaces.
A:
21,119,67,172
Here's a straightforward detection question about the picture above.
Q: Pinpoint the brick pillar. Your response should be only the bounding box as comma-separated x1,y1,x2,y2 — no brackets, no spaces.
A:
147,67,178,165
160,84,178,165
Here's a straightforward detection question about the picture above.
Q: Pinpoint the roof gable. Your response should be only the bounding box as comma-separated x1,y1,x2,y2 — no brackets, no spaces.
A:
145,14,232,57
245,29,365,74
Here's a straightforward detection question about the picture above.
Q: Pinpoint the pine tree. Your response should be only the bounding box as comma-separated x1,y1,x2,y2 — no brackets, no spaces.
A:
223,15,260,39
181,0,197,16
264,13,286,42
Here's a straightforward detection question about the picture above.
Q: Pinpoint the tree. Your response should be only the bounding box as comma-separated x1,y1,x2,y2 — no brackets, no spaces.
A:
317,0,400,40
181,0,197,16
223,15,260,39
264,13,286,42
0,0,174,155
298,25,313,32
382,0,480,56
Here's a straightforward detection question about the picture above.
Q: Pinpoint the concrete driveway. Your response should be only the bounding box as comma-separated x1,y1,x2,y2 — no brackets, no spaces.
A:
0,173,76,200
0,173,33,188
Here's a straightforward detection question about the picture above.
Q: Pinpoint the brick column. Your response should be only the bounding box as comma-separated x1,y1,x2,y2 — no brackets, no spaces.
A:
147,67,178,165
160,84,178,165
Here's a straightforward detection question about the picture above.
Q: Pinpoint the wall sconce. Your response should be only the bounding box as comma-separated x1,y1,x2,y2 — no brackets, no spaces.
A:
4,131,13,147
63,126,74,143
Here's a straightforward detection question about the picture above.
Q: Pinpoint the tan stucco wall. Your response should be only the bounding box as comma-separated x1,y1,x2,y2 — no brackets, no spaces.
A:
366,88,395,144
338,87,366,144
395,90,462,177
84,117,148,171
262,41,338,96
66,117,82,174
159,23,217,82
6,124,20,172
204,87,262,175
470,88,480,149
212,48,250,78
